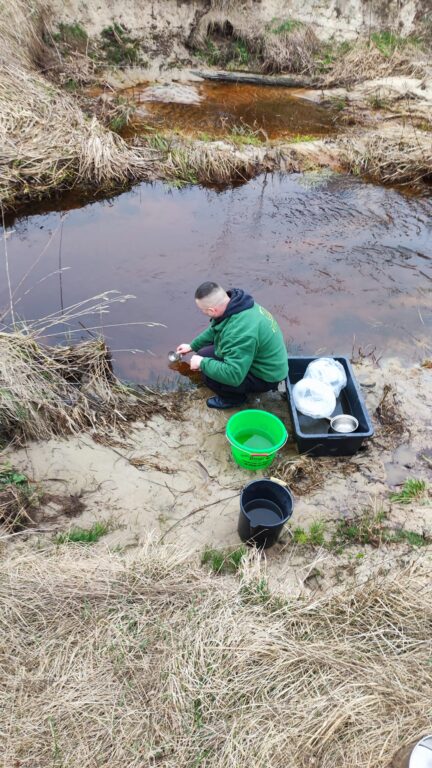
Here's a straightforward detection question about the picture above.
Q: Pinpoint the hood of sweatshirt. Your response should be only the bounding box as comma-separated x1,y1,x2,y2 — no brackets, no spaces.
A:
214,288,254,324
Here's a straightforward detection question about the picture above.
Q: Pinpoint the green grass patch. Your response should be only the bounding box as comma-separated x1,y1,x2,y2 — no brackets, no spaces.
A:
233,39,249,65
144,131,171,153
64,78,79,93
291,520,326,546
196,39,221,67
0,468,30,489
331,508,431,549
390,478,428,504
229,124,264,146
109,114,128,132
289,507,431,552
201,545,247,575
370,31,423,57
53,22,88,51
269,18,304,35
331,511,387,548
328,94,348,112
197,131,214,142
56,521,110,545
392,529,431,547
368,92,390,110
315,40,352,73
0,465,42,530
289,134,318,143
100,23,142,66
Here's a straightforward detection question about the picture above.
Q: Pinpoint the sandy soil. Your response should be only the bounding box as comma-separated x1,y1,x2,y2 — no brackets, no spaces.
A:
6,357,432,596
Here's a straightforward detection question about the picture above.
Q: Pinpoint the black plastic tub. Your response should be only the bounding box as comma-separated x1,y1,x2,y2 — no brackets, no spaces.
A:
286,356,374,457
238,479,293,548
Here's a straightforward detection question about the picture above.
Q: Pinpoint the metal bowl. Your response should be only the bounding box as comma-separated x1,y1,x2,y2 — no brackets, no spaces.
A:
329,414,359,434
168,350,181,363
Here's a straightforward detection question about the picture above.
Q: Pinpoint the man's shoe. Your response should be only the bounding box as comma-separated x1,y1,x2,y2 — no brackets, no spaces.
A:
206,395,247,410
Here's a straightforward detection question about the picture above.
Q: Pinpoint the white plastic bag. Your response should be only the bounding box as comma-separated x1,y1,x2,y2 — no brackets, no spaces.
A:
292,378,336,419
305,357,347,397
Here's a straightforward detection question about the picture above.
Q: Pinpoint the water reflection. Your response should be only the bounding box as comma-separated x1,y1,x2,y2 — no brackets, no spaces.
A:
1,173,431,385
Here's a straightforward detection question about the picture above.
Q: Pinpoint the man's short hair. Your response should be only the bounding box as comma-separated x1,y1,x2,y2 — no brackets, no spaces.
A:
195,282,222,300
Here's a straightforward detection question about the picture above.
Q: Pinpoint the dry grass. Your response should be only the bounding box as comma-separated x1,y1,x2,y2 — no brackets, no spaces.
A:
321,40,430,87
373,383,408,446
162,140,264,185
0,0,155,209
1,542,431,767
0,468,40,531
0,321,180,445
340,124,432,187
273,454,358,495
260,25,320,75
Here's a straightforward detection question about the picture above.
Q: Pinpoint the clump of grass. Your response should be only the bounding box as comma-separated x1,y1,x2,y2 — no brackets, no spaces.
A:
289,133,318,143
328,94,348,112
108,97,136,133
368,92,389,110
0,465,41,531
370,31,423,58
340,125,432,190
315,40,352,74
390,478,428,504
331,508,431,549
229,123,264,146
321,36,429,87
56,521,110,544
261,23,320,75
100,23,142,67
392,529,431,547
0,308,180,446
0,0,155,211
291,520,326,546
196,38,221,67
159,139,258,186
232,38,249,65
331,510,388,549
268,18,304,35
201,545,247,574
52,22,89,53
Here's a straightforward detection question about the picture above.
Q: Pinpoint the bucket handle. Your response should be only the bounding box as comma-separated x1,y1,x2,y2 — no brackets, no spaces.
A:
227,434,288,455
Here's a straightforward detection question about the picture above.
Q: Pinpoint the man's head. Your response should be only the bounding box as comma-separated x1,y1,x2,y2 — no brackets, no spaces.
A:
195,282,230,318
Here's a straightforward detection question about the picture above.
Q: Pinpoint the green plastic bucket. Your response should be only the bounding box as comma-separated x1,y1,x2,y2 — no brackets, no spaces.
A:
226,409,288,470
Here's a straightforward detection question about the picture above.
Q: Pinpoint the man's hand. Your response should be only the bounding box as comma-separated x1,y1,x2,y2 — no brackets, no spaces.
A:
190,354,203,371
176,343,192,355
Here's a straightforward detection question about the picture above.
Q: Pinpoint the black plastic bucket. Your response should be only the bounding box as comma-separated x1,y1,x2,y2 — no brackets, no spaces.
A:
238,479,293,549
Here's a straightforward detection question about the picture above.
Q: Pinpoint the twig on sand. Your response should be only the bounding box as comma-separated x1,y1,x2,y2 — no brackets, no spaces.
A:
159,493,240,542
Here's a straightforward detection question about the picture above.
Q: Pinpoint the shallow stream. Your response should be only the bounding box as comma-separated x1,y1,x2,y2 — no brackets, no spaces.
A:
2,171,431,385
121,80,340,139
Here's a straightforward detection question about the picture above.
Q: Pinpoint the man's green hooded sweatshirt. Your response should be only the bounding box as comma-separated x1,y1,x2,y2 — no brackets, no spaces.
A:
190,288,288,388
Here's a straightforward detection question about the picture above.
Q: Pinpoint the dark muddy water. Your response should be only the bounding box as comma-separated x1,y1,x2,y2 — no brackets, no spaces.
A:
1,173,431,385
123,81,339,139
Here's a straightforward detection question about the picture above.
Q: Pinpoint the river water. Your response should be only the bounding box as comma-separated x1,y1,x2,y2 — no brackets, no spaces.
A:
2,170,431,385
121,80,340,139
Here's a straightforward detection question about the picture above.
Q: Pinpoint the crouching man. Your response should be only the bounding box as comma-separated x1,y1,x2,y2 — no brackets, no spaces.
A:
176,282,288,410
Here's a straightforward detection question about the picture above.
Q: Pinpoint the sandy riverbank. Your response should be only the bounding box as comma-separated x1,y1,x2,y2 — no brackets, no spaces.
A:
5,357,431,596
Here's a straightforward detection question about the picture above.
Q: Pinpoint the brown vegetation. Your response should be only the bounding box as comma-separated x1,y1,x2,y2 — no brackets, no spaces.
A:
322,39,430,87
1,543,431,767
0,0,154,209
0,0,431,207
0,324,180,445
340,124,432,189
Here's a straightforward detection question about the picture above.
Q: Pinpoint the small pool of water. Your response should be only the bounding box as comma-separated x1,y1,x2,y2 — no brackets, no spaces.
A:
122,80,340,140
1,172,431,385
